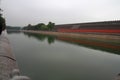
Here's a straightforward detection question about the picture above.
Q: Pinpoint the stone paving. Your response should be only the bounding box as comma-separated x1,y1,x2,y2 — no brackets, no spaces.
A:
0,34,18,80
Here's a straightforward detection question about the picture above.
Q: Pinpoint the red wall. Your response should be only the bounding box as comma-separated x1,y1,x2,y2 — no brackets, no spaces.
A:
58,29,120,33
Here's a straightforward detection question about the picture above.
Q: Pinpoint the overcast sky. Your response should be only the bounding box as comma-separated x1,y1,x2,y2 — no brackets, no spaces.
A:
1,0,120,26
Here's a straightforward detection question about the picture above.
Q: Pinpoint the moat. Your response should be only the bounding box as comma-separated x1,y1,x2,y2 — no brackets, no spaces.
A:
7,31,120,80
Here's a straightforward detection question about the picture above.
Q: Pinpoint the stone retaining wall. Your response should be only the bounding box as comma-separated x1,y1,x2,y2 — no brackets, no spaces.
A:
0,34,18,80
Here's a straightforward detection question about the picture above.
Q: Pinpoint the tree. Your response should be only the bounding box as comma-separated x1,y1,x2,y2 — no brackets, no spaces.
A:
41,24,48,30
47,22,55,30
22,22,55,31
27,24,33,30
0,8,6,34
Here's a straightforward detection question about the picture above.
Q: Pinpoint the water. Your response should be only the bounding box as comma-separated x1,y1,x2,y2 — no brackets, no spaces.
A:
7,31,120,80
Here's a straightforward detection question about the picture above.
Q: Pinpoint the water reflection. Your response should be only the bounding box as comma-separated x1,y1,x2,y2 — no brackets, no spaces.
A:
23,32,120,55
57,36,120,54
23,32,55,44
7,30,21,34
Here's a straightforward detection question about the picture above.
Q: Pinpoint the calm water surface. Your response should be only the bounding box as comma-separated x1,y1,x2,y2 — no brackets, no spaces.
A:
7,32,120,80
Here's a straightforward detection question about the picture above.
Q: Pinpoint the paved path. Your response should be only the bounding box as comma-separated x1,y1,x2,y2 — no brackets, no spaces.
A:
0,32,18,80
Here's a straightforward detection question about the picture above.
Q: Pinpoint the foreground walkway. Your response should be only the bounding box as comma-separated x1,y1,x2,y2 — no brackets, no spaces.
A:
0,31,31,80
0,31,18,80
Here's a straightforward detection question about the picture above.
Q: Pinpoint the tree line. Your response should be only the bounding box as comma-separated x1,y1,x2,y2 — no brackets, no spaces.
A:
0,8,6,34
23,22,55,31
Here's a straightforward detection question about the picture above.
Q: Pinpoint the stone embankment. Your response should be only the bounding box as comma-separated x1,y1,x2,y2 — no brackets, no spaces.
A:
0,33,18,80
0,31,30,80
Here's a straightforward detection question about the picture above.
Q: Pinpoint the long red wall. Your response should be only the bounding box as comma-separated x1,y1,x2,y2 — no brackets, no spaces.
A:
58,29,120,33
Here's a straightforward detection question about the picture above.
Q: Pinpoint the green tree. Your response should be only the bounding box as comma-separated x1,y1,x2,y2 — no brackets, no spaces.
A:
0,8,6,34
35,23,45,30
27,24,33,30
22,22,55,31
47,22,55,30
41,24,48,30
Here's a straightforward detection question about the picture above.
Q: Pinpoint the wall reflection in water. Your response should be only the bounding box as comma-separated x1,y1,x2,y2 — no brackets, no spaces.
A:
23,32,120,55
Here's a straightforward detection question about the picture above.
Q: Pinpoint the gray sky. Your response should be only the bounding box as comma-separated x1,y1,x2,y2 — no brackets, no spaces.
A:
1,0,120,26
